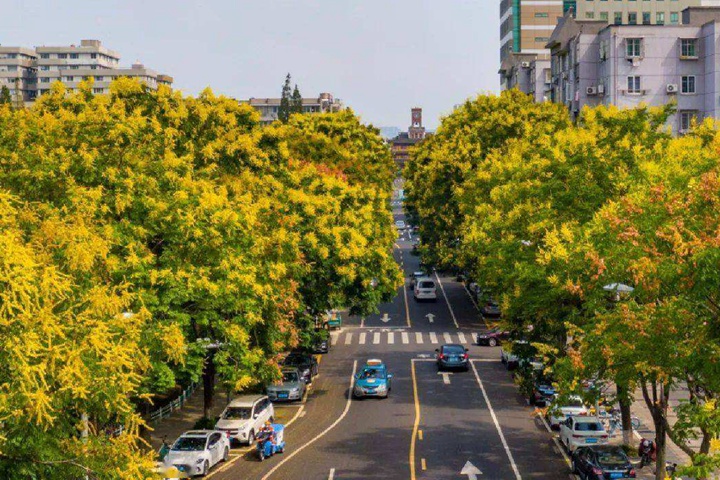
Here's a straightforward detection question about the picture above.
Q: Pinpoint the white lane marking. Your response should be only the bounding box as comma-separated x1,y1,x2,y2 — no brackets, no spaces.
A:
388,332,395,345
359,332,366,345
537,408,572,468
435,271,460,329
360,317,365,328
416,332,423,344
463,285,480,310
345,332,353,345
373,332,381,344
472,332,479,344
443,332,452,344
438,371,453,384
429,332,438,344
426,313,435,323
470,360,522,479
330,331,339,345
261,361,358,480
402,332,409,344
328,468,335,480
458,332,467,344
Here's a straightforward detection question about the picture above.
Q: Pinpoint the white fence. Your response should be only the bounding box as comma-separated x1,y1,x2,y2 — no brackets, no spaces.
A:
148,382,198,423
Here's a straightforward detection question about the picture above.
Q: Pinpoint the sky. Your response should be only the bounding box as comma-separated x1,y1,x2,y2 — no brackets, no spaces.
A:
2,0,500,130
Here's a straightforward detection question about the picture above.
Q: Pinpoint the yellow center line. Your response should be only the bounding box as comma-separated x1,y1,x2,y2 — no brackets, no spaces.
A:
410,359,421,480
421,458,427,471
418,429,423,441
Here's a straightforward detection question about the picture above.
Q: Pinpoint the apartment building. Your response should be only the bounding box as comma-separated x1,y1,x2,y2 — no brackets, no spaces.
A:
245,93,343,125
499,53,552,102
575,0,719,25
0,39,172,104
546,7,720,132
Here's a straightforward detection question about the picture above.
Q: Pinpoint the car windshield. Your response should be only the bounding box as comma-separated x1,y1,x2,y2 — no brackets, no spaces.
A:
443,345,465,354
597,450,628,466
222,407,251,420
285,355,308,366
282,372,299,383
172,437,206,451
418,281,435,289
575,421,603,431
359,368,383,379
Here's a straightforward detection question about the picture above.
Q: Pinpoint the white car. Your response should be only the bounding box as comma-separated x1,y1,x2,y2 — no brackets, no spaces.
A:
215,394,274,445
163,430,229,477
559,415,608,451
548,395,588,429
413,278,437,301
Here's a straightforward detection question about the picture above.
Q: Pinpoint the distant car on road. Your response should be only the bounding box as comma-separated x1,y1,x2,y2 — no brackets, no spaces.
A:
409,271,426,290
353,359,393,399
414,278,437,302
266,368,307,403
476,328,510,347
163,430,229,477
282,351,319,384
312,333,331,354
481,300,501,318
559,416,609,452
395,220,406,229
548,395,588,429
436,344,469,371
528,376,556,407
571,445,636,479
215,395,274,446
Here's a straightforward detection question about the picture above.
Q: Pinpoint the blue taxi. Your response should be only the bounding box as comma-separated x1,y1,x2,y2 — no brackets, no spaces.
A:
353,359,393,399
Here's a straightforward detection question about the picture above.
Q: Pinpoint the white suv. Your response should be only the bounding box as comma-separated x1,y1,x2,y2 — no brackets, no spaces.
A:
163,430,229,477
414,278,437,301
559,415,608,451
215,395,274,445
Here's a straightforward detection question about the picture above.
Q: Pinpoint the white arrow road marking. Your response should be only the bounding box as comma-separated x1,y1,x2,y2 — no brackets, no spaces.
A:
381,313,391,323
429,332,438,344
328,468,335,480
359,332,366,345
373,332,380,344
387,332,395,344
460,460,483,479
261,361,357,480
426,313,435,323
443,332,452,343
344,332,353,345
458,332,467,344
402,332,409,344
416,332,424,344
438,371,453,384
417,353,433,359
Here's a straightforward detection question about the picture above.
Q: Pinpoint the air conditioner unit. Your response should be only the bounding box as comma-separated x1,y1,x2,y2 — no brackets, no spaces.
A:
666,84,679,94
586,86,598,96
597,84,605,95
631,57,642,67
521,61,531,68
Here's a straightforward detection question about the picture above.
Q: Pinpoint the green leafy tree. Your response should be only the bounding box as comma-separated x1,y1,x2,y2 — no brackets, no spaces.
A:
0,85,11,105
291,84,303,115
278,73,292,123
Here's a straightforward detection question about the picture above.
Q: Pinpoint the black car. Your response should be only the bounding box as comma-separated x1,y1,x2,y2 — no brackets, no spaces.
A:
312,337,330,354
572,446,636,479
436,344,469,371
282,352,319,384
476,328,510,347
529,377,556,407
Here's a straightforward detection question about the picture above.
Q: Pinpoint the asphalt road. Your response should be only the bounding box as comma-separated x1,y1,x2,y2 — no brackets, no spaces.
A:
208,190,572,480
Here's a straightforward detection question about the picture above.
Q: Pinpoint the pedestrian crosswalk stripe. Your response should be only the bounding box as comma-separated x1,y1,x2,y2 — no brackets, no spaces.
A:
373,332,381,344
359,332,366,345
338,331,484,347
402,332,409,344
416,332,423,344
388,332,395,345
429,332,438,344
443,332,452,343
458,332,467,344
345,332,353,345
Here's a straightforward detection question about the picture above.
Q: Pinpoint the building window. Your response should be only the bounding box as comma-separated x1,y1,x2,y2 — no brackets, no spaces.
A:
681,75,696,94
626,38,642,57
70,65,79,70
40,78,50,83
681,38,697,58
41,66,49,71
96,76,104,81
642,12,651,24
65,76,74,81
614,12,622,25
627,76,641,93
586,12,595,19
679,111,697,132
58,53,67,59
91,53,97,59
93,88,104,94
535,12,549,17
628,12,637,24
600,12,609,21
70,53,79,59
656,12,665,25
535,37,550,42
670,12,679,24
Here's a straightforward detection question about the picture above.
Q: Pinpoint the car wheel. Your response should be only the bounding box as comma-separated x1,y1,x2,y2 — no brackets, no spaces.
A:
247,430,255,446
488,338,498,347
202,460,209,477
222,447,229,462
269,416,275,423
571,460,577,474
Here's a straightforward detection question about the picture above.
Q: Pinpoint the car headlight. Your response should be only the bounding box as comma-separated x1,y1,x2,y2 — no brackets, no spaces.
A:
303,369,310,376
377,384,387,391
290,387,300,393
196,458,205,464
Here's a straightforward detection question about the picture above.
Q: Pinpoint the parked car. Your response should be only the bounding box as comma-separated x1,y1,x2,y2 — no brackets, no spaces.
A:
481,300,502,318
548,395,588,429
409,271,426,290
312,332,331,354
395,220,406,229
476,328,510,347
559,415,609,452
215,395,274,446
353,359,393,399
414,278,437,302
163,430,230,477
436,344,469,371
571,445,636,479
282,351,319,384
528,376,556,407
266,368,307,403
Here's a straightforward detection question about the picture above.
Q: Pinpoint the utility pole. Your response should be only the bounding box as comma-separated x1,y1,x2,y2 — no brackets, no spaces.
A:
13,78,23,109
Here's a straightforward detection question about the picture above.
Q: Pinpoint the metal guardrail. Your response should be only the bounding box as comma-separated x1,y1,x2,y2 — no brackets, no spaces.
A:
148,382,198,423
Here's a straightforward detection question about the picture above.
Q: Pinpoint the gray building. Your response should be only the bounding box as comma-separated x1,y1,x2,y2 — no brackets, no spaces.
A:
0,39,171,104
499,53,552,103
546,7,720,132
245,93,344,125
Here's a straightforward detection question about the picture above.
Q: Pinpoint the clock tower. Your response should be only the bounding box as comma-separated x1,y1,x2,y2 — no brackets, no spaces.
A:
408,107,426,140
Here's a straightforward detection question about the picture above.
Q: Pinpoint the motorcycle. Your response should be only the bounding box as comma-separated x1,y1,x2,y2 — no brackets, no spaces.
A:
638,437,656,468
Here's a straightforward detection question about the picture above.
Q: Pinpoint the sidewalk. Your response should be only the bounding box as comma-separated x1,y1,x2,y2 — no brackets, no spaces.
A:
148,382,228,451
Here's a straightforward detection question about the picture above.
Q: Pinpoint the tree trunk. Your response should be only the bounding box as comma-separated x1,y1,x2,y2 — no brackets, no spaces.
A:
203,352,216,419
641,379,670,480
617,382,634,446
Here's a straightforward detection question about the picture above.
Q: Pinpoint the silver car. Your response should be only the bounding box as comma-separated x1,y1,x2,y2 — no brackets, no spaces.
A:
267,368,306,402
